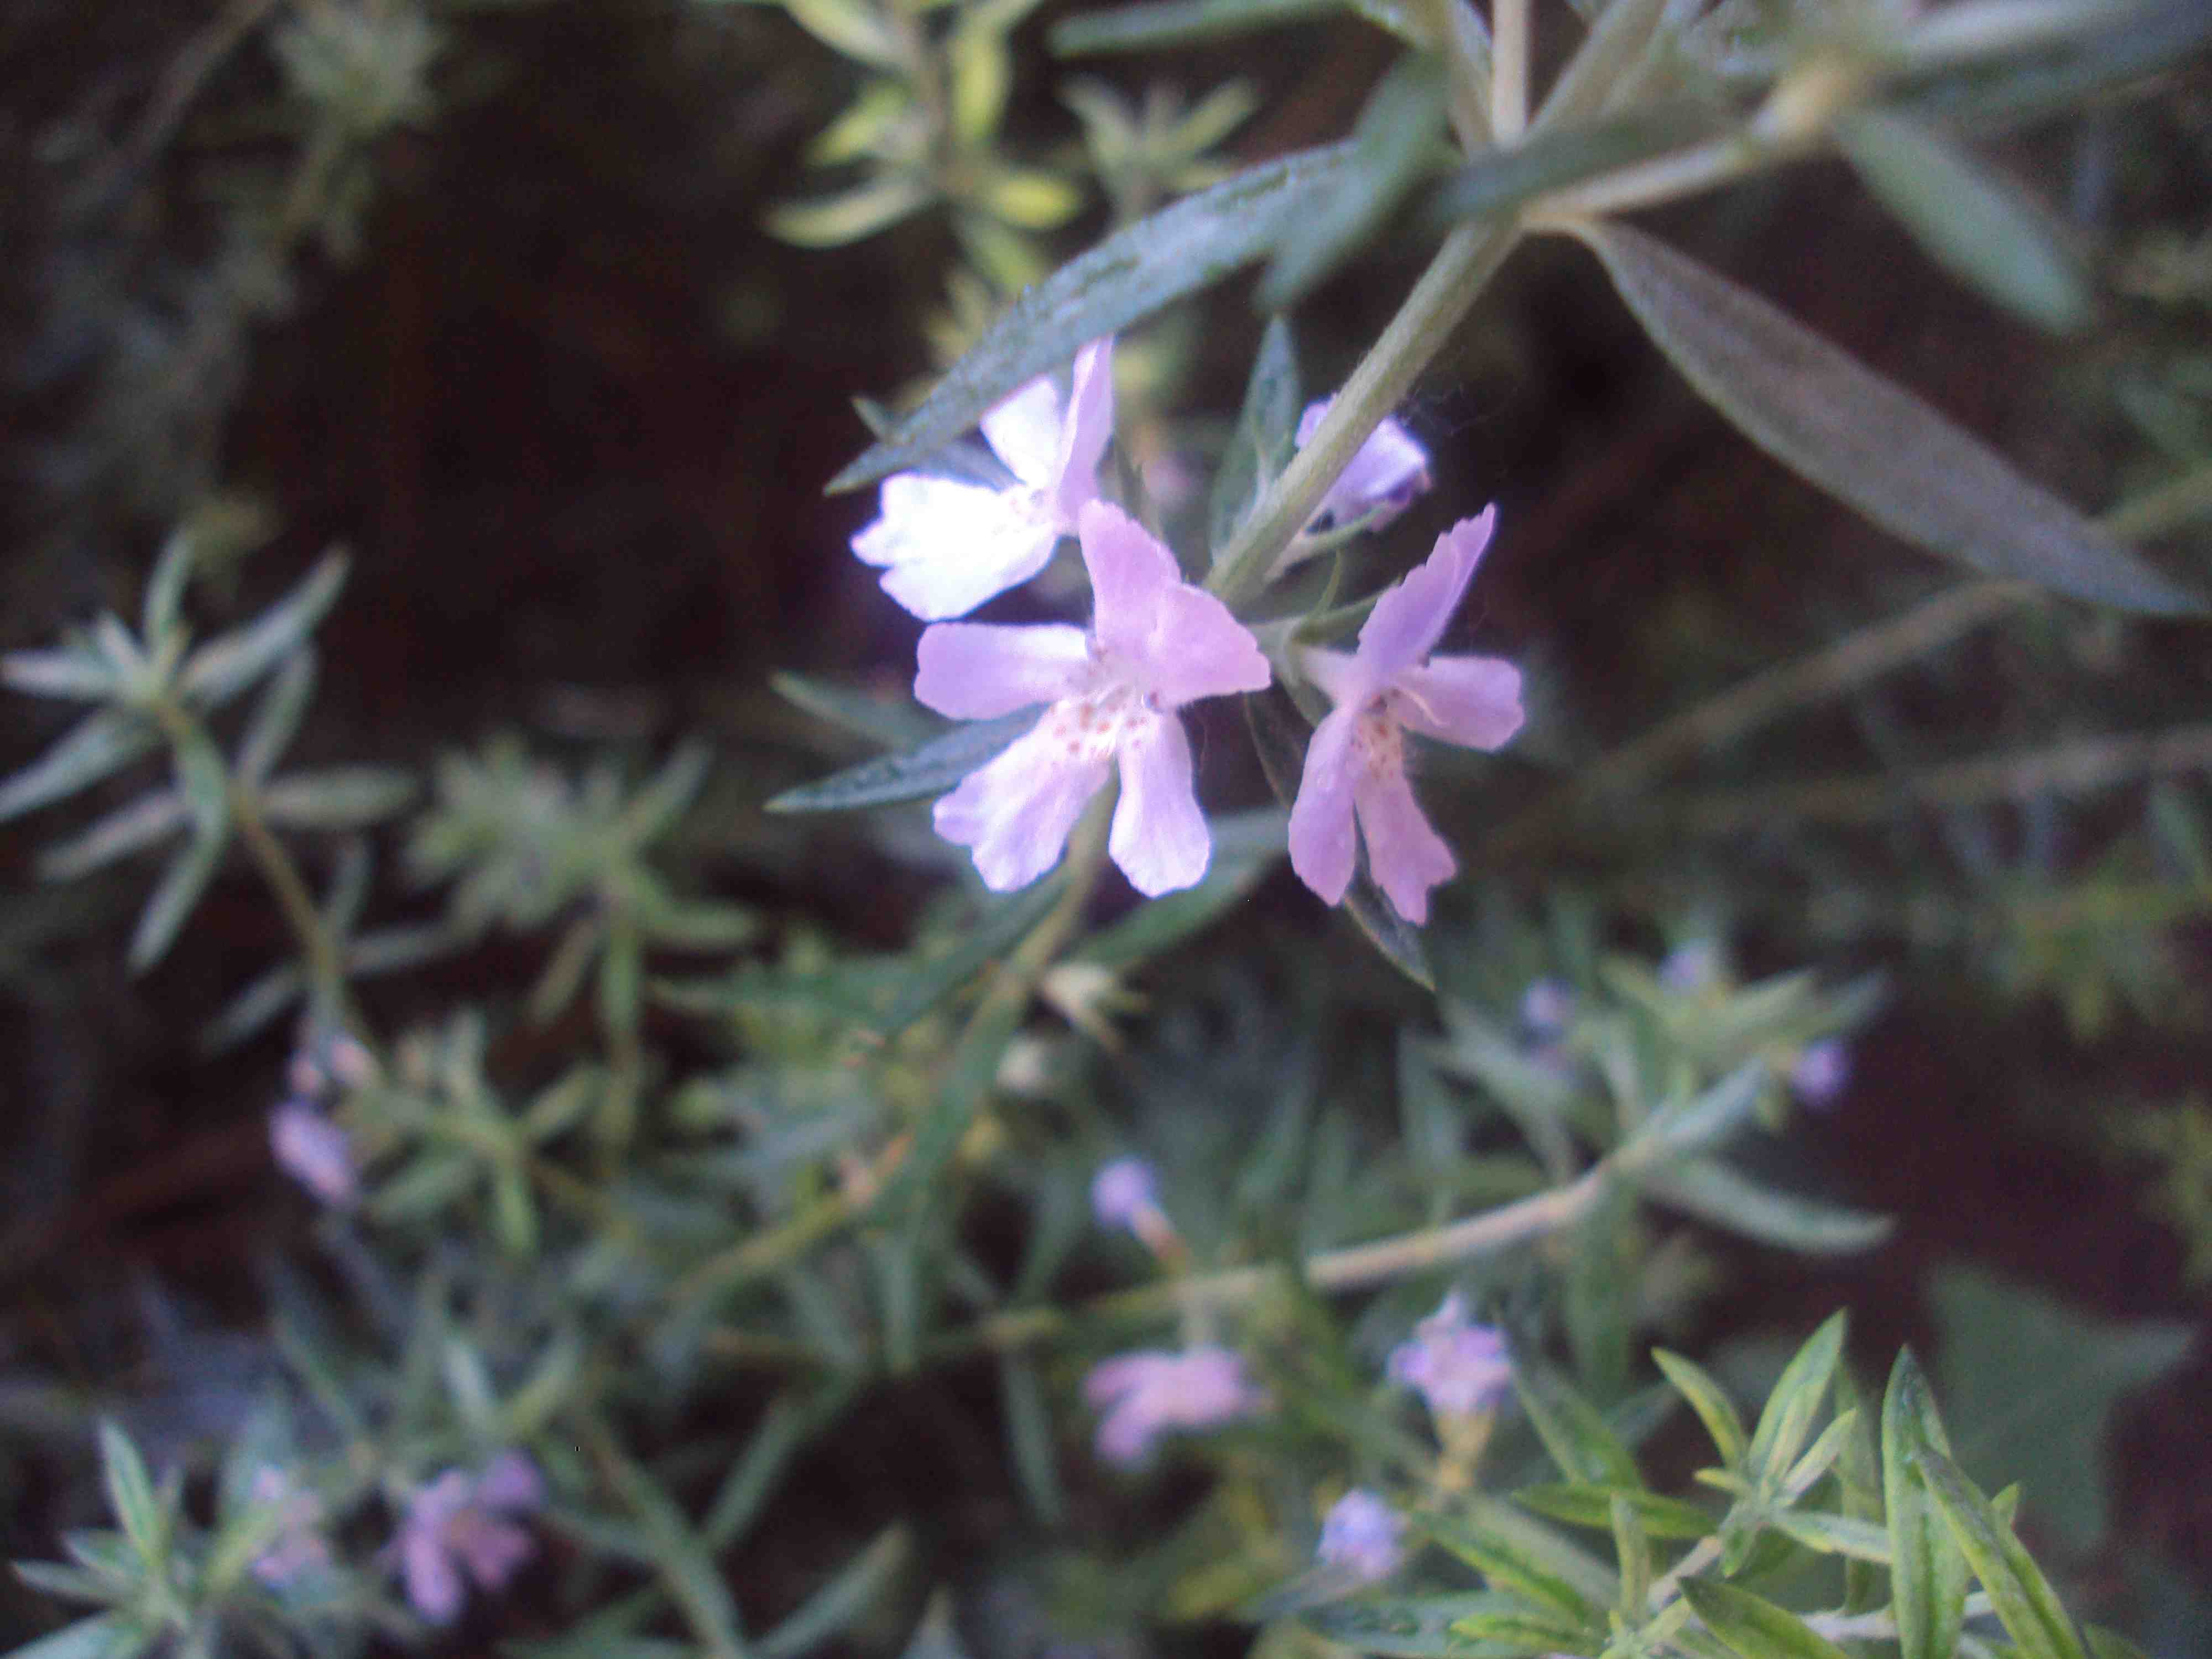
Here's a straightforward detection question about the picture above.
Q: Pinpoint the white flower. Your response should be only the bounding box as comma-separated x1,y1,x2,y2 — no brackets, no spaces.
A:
853,338,1115,619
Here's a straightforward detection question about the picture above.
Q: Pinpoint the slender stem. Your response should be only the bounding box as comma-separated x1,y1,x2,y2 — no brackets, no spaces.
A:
1209,222,1519,609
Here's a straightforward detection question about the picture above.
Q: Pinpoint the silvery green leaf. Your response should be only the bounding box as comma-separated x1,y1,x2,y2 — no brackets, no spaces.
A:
1418,1507,1610,1633
1515,1483,1715,1540
766,707,1040,811
767,175,935,247
1764,1509,1891,1561
1574,221,2202,613
617,742,711,844
128,745,229,973
1050,0,1336,56
772,671,940,748
702,1382,864,1551
1745,1311,1845,1487
1626,1060,1765,1161
1515,1365,1644,1489
176,552,349,708
782,0,905,66
96,1423,163,1568
2,646,118,702
758,1525,911,1659
598,1437,748,1659
1679,1580,1851,1659
1259,54,1447,309
1654,1348,1749,1472
832,142,1361,490
1897,2,2212,137
140,531,195,649
1637,1157,1893,1254
1530,0,1667,130
531,916,605,1024
4,1614,149,1659
37,792,186,881
258,767,418,828
998,1355,1065,1525
1838,109,2089,334
0,711,159,823
1423,102,1721,226
1078,807,1286,969
199,962,306,1053
348,922,463,974
236,649,316,784
1210,317,1301,558
1916,1445,2089,1659
644,902,759,950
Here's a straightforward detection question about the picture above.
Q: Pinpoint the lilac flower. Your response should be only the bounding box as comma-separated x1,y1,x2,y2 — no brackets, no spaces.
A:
1083,1346,1266,1465
1520,978,1577,1037
248,1467,332,1589
1658,939,1721,993
1287,510,1524,925
1789,1039,1851,1108
1317,1489,1405,1583
916,501,1270,896
269,1100,358,1208
397,1452,544,1624
853,338,1115,620
1297,397,1432,530
1388,1293,1513,1421
1091,1157,1159,1230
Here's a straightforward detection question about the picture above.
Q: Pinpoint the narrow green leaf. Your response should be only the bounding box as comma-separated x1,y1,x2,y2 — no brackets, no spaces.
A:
1077,808,1286,969
874,875,1066,1038
1418,1511,1606,1630
1626,1061,1766,1163
1209,317,1302,557
781,0,904,65
599,1431,750,1659
199,962,306,1052
999,1354,1067,1526
2,647,118,702
1838,109,2089,334
1763,1509,1891,1562
258,766,418,829
1610,1493,1651,1616
3,1614,149,1659
95,1425,162,1569
1653,1349,1748,1472
1051,0,1336,56
1780,1408,1861,1500
2084,1627,2152,1659
768,176,935,247
1259,54,1447,309
1679,1579,1851,1659
236,649,316,784
1916,1444,2088,1659
1514,1367,1645,1489
1746,1312,1846,1486
503,1328,583,1437
703,1382,862,1551
9,1561,117,1603
620,742,714,845
758,1526,910,1659
1424,102,1721,225
178,552,349,708
0,711,158,825
530,915,605,1025
141,530,196,648
1515,1483,1714,1540
37,792,186,881
523,1068,601,1144
1445,1610,1600,1652
832,143,1361,491
1636,1159,1893,1254
1572,221,2203,614
766,709,1040,812
127,825,226,973
1300,1594,1521,1657
771,671,938,748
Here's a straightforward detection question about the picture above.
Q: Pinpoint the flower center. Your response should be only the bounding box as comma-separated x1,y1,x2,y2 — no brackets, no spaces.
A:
1037,681,1148,765
1352,701,1405,776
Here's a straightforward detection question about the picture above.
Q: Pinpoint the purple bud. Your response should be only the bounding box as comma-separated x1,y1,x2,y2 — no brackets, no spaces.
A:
1658,940,1720,993
1318,1488,1404,1582
1090,1157,1159,1231
1789,1039,1850,1108
269,1102,357,1208
1519,978,1577,1037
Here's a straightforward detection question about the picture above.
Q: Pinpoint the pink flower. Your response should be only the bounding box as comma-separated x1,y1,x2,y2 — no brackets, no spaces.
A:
269,1100,358,1208
916,501,1270,896
248,1467,332,1589
1083,1346,1267,1465
1090,1157,1160,1230
397,1452,544,1624
853,338,1115,620
1287,509,1522,925
1297,397,1432,531
1318,1488,1404,1582
1388,1292,1513,1421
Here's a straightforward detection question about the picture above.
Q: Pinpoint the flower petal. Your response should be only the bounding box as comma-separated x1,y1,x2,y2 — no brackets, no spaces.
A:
880,519,1060,621
474,1452,545,1514
851,474,1001,568
1140,586,1271,708
1287,706,1361,906
980,375,1065,488
1300,645,1378,713
934,724,1110,891
1355,507,1498,679
1078,501,1182,664
1110,713,1209,896
857,474,1062,619
1353,759,1455,925
915,623,1093,719
402,1529,465,1625
1298,397,1432,528
1392,653,1524,750
1051,336,1116,526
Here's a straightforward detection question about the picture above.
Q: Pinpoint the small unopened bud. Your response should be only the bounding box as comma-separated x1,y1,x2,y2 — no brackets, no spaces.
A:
1318,1489,1404,1583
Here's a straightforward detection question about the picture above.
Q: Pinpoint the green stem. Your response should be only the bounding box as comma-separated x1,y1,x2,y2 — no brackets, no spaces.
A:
1208,221,1519,609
